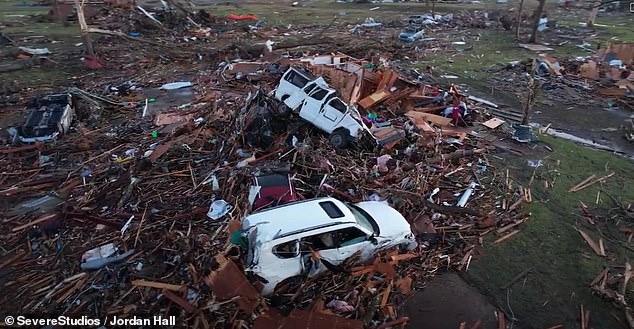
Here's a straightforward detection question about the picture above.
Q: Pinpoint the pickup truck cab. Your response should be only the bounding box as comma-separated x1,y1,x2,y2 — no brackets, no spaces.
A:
274,67,367,148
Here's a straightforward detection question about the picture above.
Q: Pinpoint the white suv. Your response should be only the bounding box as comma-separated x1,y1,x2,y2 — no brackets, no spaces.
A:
241,197,417,295
274,67,367,148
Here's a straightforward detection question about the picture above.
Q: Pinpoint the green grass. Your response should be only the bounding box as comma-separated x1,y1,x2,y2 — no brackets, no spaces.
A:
465,135,634,328
594,16,634,42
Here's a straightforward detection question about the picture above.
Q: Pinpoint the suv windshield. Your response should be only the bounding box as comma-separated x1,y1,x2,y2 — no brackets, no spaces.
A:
345,204,379,235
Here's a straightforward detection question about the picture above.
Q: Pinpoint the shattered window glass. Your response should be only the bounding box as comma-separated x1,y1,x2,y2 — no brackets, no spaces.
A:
336,227,367,247
273,240,299,259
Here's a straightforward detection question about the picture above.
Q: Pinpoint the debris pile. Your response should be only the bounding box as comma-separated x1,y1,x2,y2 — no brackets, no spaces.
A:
493,43,634,109
0,47,534,327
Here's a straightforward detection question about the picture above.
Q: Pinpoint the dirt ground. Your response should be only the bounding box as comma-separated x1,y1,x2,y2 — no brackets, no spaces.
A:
403,272,498,329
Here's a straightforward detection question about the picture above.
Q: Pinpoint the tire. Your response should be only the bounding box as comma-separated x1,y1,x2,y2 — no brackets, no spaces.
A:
329,129,350,149
278,103,291,116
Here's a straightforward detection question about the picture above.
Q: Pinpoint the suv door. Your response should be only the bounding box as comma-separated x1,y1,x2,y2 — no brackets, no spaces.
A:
318,97,346,125
284,81,317,110
299,86,330,128
313,226,371,264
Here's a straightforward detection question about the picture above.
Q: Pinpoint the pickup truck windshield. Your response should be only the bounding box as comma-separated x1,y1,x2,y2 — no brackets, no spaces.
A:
345,204,379,235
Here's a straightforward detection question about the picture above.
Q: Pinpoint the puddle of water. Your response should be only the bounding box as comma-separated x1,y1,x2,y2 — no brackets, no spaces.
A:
530,122,634,159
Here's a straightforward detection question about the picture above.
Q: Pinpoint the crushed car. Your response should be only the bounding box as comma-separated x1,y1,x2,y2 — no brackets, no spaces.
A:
399,27,424,42
273,67,370,148
250,163,300,211
240,197,417,295
10,93,75,143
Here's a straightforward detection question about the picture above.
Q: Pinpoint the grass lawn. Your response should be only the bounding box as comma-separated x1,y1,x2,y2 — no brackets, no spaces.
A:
465,135,634,328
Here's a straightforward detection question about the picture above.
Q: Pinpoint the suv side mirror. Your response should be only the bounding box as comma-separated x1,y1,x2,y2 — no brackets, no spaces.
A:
369,236,378,245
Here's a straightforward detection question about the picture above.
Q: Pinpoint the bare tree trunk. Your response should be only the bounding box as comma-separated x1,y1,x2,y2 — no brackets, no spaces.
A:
74,0,95,57
521,58,539,125
587,0,600,27
515,0,525,40
431,0,436,16
528,0,546,43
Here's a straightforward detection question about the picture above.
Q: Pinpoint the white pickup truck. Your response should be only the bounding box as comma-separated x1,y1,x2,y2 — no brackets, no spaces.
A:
274,67,367,148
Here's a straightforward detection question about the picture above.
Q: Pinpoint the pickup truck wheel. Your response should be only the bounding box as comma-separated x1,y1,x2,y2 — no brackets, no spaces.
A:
329,130,350,149
278,103,291,116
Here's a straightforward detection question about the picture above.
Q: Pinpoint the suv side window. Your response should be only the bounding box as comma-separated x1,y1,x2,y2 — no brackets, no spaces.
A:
328,98,347,113
336,227,367,247
303,82,317,94
273,240,299,259
303,227,367,250
310,88,328,101
286,70,309,88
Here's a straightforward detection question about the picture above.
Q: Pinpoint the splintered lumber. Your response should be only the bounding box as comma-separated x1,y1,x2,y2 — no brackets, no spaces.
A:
569,175,596,192
405,111,452,126
377,317,409,329
500,267,534,289
426,149,485,164
496,217,528,234
497,309,506,329
590,268,609,286
622,262,632,296
132,280,185,291
569,172,614,192
12,213,58,232
494,230,520,244
162,289,197,313
575,227,605,256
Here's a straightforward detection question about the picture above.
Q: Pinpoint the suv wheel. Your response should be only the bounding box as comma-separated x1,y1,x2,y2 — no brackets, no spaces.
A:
329,129,350,149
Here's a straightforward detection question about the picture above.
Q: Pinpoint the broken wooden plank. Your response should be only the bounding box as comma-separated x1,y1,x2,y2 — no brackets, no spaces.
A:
519,43,554,51
358,90,391,109
500,267,534,290
162,289,198,313
12,213,58,232
405,111,452,126
131,279,185,291
570,172,615,192
494,230,520,244
575,227,605,256
497,309,506,329
569,175,596,192
590,268,609,286
377,317,409,329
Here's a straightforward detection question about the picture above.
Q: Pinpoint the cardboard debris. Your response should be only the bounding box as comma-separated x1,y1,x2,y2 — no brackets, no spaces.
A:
597,42,634,66
481,118,505,129
579,60,600,80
